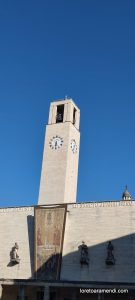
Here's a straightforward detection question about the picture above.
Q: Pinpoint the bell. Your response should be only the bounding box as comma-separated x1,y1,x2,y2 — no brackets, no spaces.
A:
56,113,62,121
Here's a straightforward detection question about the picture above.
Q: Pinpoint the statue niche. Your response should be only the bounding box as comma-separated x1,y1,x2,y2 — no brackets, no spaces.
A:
79,241,89,265
10,243,20,264
106,241,115,265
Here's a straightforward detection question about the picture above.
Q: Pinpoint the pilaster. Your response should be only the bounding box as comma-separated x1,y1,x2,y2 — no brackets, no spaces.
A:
43,285,50,300
18,285,25,300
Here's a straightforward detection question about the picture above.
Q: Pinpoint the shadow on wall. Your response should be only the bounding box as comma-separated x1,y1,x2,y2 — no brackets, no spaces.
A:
32,233,135,283
3,221,135,300
27,215,34,276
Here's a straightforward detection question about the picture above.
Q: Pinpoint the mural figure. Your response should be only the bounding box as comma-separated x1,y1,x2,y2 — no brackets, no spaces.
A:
79,241,89,265
53,227,60,246
106,241,115,265
46,252,58,271
37,227,43,246
47,212,52,225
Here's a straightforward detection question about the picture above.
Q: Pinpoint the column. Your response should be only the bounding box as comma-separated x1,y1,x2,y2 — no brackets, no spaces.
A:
72,289,76,300
43,285,50,300
18,285,25,300
0,284,2,298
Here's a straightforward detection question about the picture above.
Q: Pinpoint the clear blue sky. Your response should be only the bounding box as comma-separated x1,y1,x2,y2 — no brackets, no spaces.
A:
0,0,135,206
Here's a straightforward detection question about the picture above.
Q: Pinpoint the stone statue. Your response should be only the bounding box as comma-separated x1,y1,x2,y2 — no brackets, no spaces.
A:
106,241,115,265
10,243,20,264
79,241,89,265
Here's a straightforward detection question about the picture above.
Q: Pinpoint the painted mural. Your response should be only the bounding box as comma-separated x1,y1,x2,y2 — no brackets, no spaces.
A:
35,206,66,280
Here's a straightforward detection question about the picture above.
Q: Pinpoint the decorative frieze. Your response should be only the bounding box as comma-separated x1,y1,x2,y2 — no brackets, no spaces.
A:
0,207,34,213
72,201,135,209
0,201,134,213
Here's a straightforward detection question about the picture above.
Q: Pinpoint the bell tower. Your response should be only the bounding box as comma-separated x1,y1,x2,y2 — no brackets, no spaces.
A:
38,98,80,205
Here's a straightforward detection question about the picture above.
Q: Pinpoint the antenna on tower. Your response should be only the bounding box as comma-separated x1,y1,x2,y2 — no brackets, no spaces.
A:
64,95,70,100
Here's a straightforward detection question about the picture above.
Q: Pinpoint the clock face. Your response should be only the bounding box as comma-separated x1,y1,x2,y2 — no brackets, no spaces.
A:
49,136,63,150
71,139,77,153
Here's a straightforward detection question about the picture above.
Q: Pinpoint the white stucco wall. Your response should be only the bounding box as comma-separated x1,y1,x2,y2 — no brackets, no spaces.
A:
0,201,135,283
0,206,34,279
61,201,135,283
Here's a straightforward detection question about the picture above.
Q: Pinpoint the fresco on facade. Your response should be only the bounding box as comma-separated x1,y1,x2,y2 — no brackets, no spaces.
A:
35,206,66,280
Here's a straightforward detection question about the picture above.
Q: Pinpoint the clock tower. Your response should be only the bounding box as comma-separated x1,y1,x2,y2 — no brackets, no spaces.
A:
38,98,80,205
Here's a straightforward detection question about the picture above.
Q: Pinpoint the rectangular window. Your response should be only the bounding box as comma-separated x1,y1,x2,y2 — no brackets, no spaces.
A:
56,105,64,123
73,107,77,125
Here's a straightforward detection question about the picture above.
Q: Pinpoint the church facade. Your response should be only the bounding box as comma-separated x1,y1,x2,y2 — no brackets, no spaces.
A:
0,98,134,300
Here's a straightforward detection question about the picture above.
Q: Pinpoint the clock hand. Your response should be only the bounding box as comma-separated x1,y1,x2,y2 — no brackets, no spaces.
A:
55,141,57,149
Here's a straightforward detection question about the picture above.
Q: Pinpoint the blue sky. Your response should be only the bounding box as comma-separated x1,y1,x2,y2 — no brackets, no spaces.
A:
0,0,135,206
